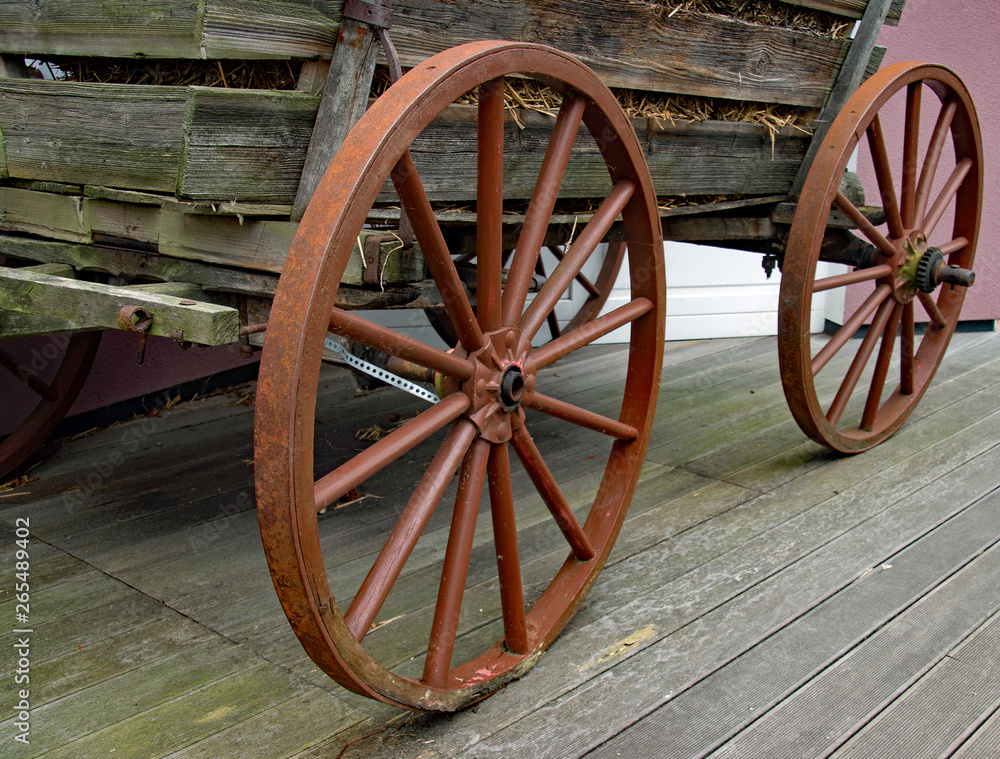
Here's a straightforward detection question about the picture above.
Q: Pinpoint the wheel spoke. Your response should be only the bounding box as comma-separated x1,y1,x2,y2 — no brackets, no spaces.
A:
345,419,478,640
914,99,958,225
901,301,915,395
477,77,505,333
547,245,600,298
329,308,472,380
0,347,59,401
564,241,628,333
861,302,904,431
826,296,896,427
535,256,562,339
527,392,638,440
812,283,891,376
510,421,595,561
529,297,653,370
813,264,893,293
487,442,528,654
917,290,948,328
521,180,635,341
901,81,922,228
866,116,905,239
833,192,897,259
938,236,968,257
314,393,471,513
503,95,587,326
921,157,973,238
392,151,486,352
423,438,489,687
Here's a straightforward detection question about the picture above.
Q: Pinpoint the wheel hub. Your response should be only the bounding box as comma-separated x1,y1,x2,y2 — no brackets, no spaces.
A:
453,328,534,443
498,365,525,411
895,232,976,298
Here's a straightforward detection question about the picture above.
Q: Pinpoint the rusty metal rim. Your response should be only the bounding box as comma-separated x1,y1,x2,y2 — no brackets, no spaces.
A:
779,62,983,453
254,41,665,711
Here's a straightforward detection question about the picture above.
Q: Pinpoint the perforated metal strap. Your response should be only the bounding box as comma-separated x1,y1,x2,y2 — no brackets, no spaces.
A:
324,338,440,404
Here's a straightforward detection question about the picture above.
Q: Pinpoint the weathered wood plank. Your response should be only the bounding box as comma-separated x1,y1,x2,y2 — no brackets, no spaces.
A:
0,0,342,59
2,77,810,203
394,107,811,202
0,80,187,192
388,0,853,107
0,266,241,345
0,186,89,243
178,87,319,203
0,0,205,58
0,194,424,281
199,0,342,59
589,485,1000,759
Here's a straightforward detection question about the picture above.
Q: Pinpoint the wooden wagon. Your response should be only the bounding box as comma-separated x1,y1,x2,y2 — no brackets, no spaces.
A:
0,0,983,712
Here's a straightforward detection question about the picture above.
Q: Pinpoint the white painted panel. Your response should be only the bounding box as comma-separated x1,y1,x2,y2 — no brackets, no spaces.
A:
362,239,842,348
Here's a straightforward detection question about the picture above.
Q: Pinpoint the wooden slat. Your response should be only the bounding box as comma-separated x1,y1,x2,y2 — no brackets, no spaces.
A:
199,0,342,59
0,0,342,59
0,234,281,297
0,0,205,58
0,190,424,283
178,87,319,203
0,187,89,243
390,108,811,203
777,0,906,25
388,0,854,107
0,80,187,193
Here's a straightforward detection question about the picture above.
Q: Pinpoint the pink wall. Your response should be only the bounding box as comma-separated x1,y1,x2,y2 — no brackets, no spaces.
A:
867,0,999,322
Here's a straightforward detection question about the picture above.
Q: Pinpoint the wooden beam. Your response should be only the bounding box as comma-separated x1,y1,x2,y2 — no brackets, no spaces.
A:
0,267,241,345
788,0,895,199
292,2,386,220
0,235,281,298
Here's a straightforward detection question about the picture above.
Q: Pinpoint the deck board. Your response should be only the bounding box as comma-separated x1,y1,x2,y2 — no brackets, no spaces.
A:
3,330,1000,757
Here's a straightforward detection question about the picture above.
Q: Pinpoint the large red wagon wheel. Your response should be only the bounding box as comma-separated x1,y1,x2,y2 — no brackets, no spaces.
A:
0,331,101,477
254,41,664,711
779,63,982,453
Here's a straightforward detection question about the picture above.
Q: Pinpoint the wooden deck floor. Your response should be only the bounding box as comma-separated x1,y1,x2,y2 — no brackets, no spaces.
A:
4,329,1000,758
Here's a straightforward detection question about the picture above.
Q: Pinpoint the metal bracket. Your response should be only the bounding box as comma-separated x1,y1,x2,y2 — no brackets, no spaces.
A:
324,337,440,404
342,0,393,29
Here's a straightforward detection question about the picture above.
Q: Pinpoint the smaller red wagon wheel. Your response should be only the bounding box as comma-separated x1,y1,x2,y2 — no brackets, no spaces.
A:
0,331,101,477
779,63,982,453
255,41,664,711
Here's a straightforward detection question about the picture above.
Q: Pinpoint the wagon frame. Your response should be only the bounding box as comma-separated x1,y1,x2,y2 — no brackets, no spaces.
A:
0,0,984,711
